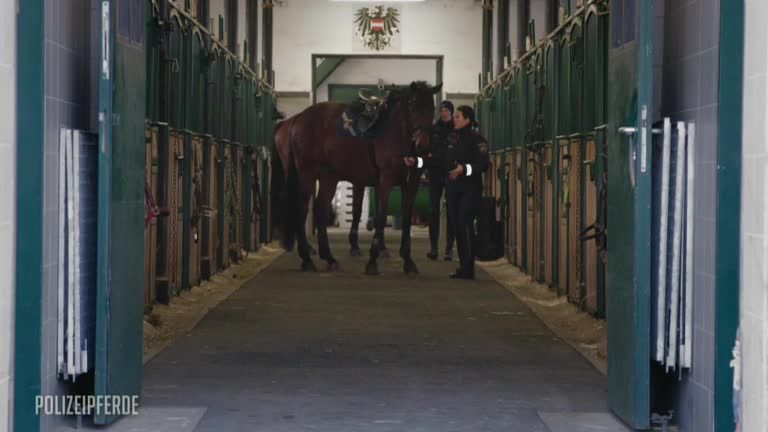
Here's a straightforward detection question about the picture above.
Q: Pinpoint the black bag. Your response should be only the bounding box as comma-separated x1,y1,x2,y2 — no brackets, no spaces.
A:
475,196,505,261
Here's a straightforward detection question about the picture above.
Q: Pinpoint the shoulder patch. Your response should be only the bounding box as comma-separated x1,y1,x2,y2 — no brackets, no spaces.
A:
478,142,488,154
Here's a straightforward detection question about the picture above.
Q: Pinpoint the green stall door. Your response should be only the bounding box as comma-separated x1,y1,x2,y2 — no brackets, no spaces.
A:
606,0,654,428
95,0,147,425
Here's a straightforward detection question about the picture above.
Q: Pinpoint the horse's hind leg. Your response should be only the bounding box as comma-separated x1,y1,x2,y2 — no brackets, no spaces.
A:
315,179,340,271
349,184,364,256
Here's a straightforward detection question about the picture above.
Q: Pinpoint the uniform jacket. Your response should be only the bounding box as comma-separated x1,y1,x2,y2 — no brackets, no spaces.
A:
422,119,454,176
445,126,490,189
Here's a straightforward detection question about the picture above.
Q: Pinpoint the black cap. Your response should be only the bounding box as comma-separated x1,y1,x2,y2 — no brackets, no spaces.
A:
439,100,454,114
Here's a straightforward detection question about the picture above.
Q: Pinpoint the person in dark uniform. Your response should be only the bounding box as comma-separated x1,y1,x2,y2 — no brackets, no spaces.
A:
422,100,456,261
444,105,489,279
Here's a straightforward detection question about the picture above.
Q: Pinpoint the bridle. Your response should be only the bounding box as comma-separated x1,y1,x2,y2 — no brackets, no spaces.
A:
403,94,430,154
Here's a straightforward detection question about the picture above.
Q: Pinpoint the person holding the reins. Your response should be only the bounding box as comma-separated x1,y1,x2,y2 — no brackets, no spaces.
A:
443,105,489,279
421,100,457,261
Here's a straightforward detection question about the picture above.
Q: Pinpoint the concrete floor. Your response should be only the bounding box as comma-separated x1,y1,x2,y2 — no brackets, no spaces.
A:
140,231,615,431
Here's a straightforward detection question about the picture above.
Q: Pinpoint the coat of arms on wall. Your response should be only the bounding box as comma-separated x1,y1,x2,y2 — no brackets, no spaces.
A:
354,6,400,51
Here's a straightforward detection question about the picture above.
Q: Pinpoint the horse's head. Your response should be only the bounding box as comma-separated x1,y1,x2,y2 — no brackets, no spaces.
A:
393,81,443,151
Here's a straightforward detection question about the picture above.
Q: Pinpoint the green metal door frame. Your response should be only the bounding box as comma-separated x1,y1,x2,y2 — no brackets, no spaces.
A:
314,57,346,89
715,0,743,429
328,83,382,103
14,1,44,431
481,0,492,84
311,54,444,105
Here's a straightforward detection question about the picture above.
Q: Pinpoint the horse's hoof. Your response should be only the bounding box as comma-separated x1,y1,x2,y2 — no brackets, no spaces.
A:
350,247,362,257
379,248,390,259
301,260,317,272
326,261,340,272
404,260,419,275
365,262,379,275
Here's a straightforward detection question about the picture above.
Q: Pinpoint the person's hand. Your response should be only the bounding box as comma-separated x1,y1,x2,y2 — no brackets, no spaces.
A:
448,164,463,180
403,157,416,167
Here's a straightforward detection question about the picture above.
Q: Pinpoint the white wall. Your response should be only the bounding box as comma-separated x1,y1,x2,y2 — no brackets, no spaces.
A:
317,57,437,102
273,0,482,94
529,0,547,44
509,0,521,61
740,1,768,430
210,0,226,38
0,0,16,430
277,94,311,119
237,0,247,60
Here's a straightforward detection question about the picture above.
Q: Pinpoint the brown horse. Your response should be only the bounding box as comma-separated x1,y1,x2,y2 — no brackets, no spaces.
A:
271,81,440,274
274,120,388,257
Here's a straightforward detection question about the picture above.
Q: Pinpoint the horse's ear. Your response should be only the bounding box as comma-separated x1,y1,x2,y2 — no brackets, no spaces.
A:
430,83,443,94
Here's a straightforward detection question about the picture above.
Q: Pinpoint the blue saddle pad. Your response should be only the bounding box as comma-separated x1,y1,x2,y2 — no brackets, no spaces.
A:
338,109,383,138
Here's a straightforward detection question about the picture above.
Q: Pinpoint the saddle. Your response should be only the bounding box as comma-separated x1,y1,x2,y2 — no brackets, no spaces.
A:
338,88,390,138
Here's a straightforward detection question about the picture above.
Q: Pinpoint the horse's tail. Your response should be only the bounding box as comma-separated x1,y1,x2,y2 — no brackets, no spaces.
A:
270,149,285,243
270,148,301,251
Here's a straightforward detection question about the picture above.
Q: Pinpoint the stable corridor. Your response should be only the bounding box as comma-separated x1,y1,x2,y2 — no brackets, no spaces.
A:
141,233,612,431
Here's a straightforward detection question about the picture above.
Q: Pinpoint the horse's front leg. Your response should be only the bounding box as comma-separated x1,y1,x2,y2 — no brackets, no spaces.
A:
400,174,420,275
349,184,364,256
351,185,388,258
366,183,393,275
315,178,340,271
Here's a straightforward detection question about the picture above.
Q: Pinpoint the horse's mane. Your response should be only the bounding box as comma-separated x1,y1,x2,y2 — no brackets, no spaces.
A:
385,81,431,103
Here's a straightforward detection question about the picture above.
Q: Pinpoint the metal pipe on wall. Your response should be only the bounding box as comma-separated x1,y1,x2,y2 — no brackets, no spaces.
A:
497,0,510,75
231,0,240,146
263,0,274,83
249,0,259,69
197,0,206,24
227,0,238,53
156,0,171,303
482,0,493,85
545,0,556,33
516,0,529,56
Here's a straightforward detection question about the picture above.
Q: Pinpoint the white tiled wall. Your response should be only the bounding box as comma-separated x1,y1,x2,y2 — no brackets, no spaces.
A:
741,1,768,430
41,0,97,430
657,1,721,429
0,0,16,431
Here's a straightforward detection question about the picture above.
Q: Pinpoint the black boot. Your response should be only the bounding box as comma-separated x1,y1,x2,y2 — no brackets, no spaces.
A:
450,271,474,280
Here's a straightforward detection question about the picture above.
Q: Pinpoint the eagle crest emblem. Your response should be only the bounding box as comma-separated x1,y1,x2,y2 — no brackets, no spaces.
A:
354,6,400,51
